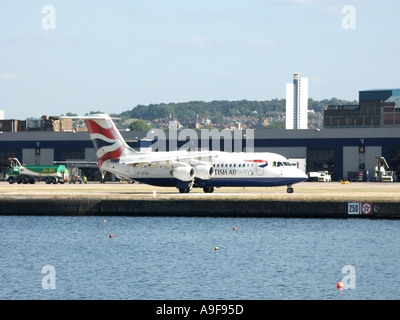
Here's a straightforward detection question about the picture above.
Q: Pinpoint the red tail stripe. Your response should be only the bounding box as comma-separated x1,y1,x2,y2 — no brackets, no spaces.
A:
245,160,268,163
97,145,125,167
85,119,119,141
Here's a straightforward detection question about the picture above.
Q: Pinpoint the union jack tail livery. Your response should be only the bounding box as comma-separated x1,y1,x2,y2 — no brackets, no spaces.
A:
83,115,136,167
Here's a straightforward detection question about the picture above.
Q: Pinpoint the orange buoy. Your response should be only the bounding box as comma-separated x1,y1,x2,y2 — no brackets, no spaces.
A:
233,227,237,231
337,281,343,289
103,219,107,223
109,234,114,238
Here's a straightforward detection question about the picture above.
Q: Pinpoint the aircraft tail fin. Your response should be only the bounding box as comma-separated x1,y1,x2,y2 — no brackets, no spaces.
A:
81,114,137,167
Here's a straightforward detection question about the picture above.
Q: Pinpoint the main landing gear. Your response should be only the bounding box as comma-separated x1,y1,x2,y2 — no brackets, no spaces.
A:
287,185,294,194
178,185,216,194
203,186,215,193
179,187,191,193
178,181,193,193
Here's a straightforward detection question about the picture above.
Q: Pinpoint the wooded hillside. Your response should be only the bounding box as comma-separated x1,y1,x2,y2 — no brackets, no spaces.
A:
109,98,357,130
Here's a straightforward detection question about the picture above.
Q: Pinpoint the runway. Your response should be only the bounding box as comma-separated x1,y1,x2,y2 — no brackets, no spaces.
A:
1,180,400,202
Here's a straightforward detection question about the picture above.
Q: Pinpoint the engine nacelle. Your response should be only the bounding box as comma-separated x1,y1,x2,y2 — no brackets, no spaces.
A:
194,164,215,180
171,166,195,181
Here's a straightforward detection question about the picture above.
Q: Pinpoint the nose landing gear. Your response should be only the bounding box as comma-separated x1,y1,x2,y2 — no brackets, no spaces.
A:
287,186,294,193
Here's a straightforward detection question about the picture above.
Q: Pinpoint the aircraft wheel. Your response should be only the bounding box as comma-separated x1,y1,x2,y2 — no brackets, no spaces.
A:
287,187,294,194
179,188,190,194
203,186,215,193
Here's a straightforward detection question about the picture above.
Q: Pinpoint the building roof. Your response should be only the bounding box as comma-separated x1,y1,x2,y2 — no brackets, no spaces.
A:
359,89,400,103
385,95,400,105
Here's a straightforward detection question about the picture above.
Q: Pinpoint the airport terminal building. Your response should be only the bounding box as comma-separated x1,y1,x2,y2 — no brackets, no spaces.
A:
1,89,400,182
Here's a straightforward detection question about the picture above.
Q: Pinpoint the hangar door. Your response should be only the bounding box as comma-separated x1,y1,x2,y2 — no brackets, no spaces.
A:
22,148,54,165
390,149,400,180
343,146,381,182
306,148,334,173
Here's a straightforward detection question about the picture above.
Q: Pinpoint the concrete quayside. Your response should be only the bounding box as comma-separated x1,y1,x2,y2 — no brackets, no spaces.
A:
1,181,400,219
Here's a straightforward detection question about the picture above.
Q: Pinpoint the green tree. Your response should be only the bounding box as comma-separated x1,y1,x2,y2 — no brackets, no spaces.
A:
130,119,152,131
264,122,285,129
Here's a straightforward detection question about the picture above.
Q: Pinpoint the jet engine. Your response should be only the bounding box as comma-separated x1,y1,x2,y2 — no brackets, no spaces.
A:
193,164,215,180
171,166,195,181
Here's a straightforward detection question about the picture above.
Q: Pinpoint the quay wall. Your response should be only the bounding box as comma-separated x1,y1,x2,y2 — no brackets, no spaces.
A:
0,199,399,219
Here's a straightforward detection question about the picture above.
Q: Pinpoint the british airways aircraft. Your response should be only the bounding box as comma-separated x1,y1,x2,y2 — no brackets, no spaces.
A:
79,114,308,194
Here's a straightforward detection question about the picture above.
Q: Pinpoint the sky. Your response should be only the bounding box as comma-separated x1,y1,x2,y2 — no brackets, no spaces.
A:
1,0,400,120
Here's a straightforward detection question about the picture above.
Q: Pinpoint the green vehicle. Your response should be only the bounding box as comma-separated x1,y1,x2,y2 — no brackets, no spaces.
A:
5,158,69,184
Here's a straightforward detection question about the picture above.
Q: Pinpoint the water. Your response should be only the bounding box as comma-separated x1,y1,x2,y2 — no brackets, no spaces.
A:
1,215,399,300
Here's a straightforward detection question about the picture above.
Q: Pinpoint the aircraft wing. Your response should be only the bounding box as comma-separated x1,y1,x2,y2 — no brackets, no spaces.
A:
119,150,217,167
53,160,98,167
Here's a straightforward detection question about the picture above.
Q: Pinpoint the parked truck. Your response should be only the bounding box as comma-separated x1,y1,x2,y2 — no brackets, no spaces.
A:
5,158,69,184
307,171,332,182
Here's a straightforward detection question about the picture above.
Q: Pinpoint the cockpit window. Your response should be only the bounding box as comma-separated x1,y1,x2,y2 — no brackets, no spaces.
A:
273,161,291,167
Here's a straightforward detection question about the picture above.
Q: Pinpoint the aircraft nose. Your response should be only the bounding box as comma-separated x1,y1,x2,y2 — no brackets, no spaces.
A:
295,169,308,180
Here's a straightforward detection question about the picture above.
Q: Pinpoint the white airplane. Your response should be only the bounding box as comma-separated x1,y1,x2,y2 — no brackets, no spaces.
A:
78,114,308,193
